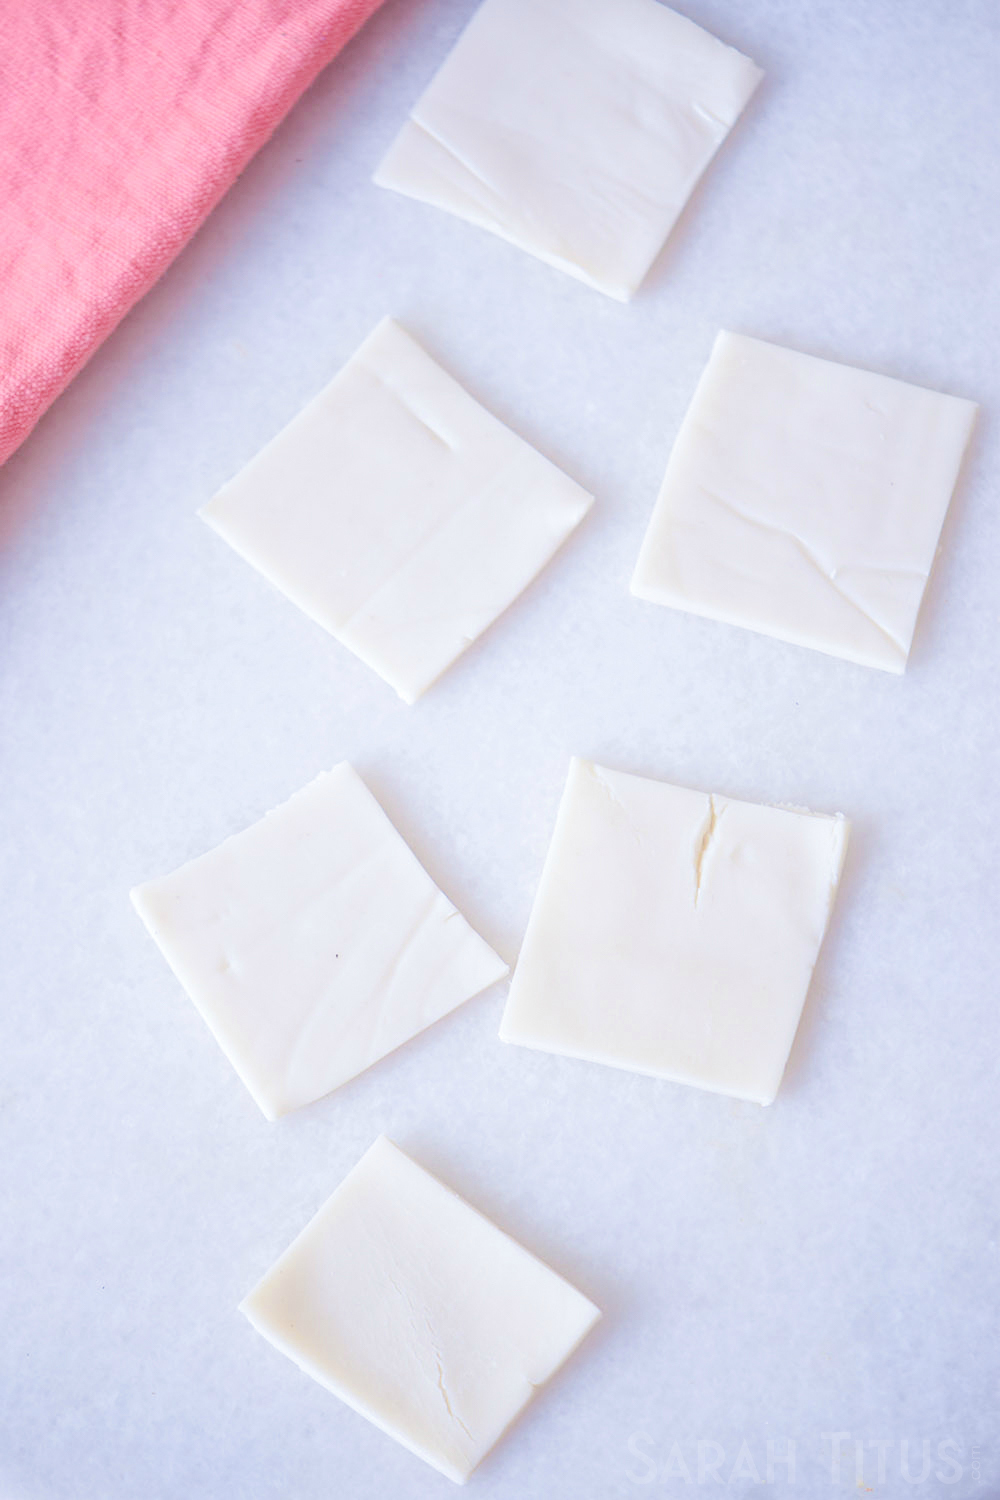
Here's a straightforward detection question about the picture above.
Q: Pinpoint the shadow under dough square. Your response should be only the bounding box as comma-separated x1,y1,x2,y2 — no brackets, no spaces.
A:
500,759,849,1105
200,318,592,702
241,1136,601,1483
131,765,507,1118
375,0,761,300
632,331,978,671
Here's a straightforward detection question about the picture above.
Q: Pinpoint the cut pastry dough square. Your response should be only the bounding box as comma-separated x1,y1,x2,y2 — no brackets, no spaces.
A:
131,765,507,1118
375,0,762,300
241,1135,601,1483
632,331,978,671
200,318,592,702
500,758,849,1105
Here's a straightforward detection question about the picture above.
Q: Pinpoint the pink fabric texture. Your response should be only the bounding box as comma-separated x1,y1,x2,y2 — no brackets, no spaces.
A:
0,0,385,467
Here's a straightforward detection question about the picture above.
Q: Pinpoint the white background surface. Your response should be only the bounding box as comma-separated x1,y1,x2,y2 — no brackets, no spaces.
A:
1,1,997,1496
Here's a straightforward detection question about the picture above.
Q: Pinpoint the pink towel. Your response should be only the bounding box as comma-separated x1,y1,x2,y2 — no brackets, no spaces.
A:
0,0,385,468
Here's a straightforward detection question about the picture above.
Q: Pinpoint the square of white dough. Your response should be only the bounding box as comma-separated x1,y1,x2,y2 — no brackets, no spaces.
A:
631,331,978,672
241,1135,600,1483
200,318,592,702
131,765,507,1118
499,759,849,1105
374,0,762,301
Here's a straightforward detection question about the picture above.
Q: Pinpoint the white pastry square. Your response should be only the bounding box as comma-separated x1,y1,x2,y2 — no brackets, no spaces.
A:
200,318,592,702
131,765,507,1118
241,1136,600,1483
632,331,978,671
375,0,762,301
500,759,849,1105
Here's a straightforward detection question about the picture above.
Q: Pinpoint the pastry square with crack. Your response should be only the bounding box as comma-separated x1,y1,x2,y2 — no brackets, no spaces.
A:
500,758,848,1104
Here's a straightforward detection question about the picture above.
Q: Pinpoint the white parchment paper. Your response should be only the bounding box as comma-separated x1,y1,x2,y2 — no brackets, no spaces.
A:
1,2,997,1496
